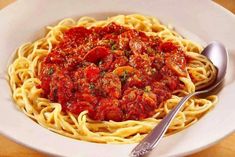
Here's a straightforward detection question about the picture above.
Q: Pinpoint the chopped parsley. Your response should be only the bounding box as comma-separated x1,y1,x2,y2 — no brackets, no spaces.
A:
89,83,95,90
48,68,54,75
120,70,128,83
100,71,106,77
111,44,117,50
124,50,131,57
109,40,117,51
53,88,58,99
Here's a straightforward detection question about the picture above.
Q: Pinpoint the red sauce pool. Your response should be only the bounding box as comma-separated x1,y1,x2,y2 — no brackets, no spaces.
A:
39,23,187,121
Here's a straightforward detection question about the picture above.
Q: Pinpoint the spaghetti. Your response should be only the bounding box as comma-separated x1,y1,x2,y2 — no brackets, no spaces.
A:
8,14,217,143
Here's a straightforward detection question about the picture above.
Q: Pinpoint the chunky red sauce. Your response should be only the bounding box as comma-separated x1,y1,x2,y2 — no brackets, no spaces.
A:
39,23,187,121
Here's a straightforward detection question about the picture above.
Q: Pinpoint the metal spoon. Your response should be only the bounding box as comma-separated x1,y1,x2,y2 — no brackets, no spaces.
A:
130,41,228,157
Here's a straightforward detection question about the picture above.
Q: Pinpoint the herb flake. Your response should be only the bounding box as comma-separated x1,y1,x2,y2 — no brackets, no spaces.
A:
48,68,54,75
89,83,95,90
120,70,128,83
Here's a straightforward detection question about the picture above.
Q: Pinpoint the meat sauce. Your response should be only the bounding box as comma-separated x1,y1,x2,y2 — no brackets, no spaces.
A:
39,23,187,121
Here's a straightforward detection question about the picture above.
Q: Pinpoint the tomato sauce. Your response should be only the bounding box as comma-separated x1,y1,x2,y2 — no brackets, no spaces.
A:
39,23,187,121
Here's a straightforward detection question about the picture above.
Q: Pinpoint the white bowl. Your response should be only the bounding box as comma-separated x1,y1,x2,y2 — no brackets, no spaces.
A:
0,0,235,157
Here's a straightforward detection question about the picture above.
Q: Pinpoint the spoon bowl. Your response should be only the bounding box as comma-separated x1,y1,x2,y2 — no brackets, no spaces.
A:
130,41,228,157
201,41,228,88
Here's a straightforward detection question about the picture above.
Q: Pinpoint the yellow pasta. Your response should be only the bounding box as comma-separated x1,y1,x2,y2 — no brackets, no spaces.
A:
8,14,217,144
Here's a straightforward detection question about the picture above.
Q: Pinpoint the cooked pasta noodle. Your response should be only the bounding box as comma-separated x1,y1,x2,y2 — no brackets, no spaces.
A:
8,14,217,143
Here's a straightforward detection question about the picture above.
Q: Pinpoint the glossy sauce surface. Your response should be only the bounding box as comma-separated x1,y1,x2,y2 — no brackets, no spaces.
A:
39,23,187,121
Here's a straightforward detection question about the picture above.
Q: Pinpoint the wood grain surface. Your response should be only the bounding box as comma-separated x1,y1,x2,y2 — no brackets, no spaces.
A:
0,0,234,156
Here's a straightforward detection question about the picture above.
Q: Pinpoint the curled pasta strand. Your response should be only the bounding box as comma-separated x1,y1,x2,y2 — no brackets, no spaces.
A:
8,14,217,143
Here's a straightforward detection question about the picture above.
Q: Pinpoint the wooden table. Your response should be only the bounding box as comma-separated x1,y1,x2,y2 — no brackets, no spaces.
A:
0,0,235,156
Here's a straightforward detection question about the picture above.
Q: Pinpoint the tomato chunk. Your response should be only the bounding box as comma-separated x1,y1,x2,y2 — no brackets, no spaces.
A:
84,46,110,63
85,64,100,82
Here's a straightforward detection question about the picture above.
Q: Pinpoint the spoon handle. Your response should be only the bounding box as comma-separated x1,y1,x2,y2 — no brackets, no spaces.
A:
130,92,197,157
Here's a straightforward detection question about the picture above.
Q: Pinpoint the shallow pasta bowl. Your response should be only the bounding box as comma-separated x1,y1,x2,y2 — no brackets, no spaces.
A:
0,0,235,157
